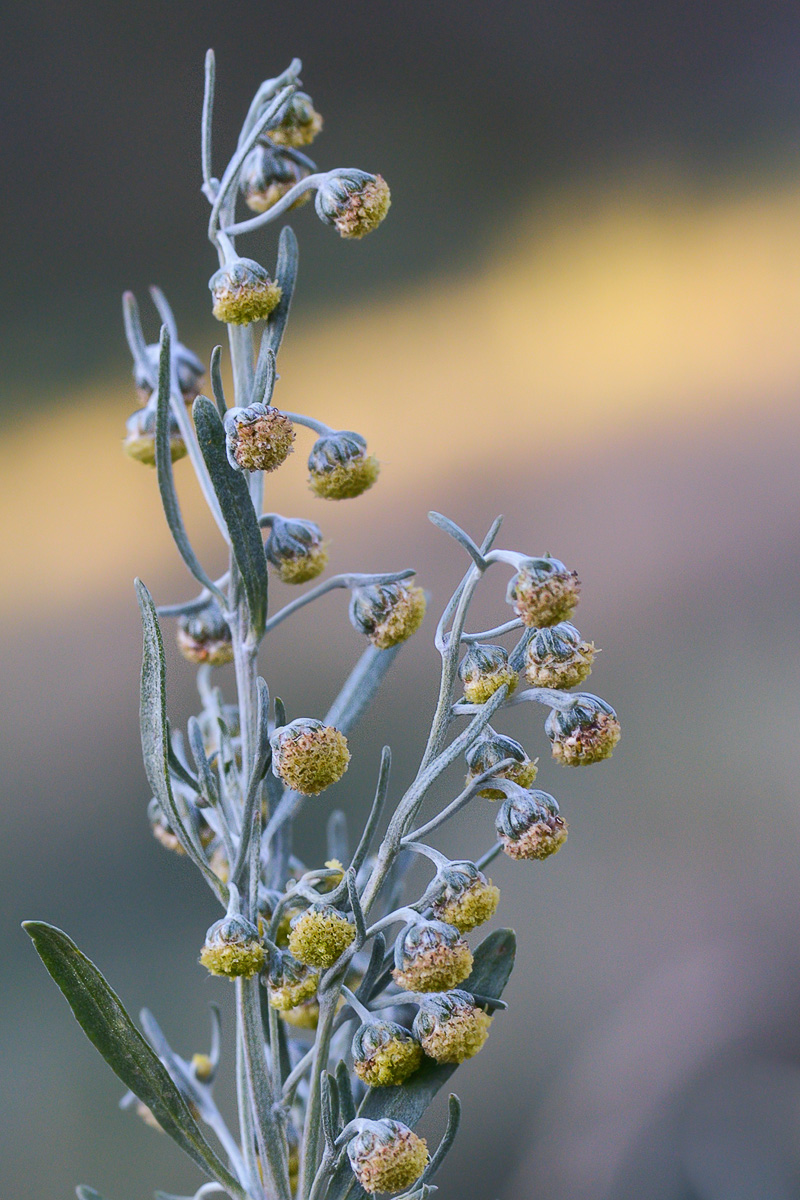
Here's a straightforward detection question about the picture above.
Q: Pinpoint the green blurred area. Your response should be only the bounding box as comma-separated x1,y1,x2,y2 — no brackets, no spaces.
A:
4,4,800,1200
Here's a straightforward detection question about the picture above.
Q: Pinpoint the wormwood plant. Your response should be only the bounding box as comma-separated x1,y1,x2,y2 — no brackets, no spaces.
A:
24,53,621,1200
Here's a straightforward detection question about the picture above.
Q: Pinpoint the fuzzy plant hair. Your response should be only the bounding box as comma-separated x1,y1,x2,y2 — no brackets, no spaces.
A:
23,50,620,1200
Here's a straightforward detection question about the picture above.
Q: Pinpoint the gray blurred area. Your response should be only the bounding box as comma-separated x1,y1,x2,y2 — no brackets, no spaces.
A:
3,3,800,1200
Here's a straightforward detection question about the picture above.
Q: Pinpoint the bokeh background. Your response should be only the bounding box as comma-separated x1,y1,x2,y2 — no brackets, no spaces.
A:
3,2,800,1197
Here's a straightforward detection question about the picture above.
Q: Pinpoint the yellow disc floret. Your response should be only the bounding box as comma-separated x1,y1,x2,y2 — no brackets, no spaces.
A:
288,905,355,968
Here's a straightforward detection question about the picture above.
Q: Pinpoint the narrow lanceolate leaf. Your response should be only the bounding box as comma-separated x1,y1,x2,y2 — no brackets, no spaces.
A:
193,395,268,639
325,929,516,1200
76,1189,109,1200
155,328,223,602
264,225,299,359
23,923,246,1200
135,580,226,899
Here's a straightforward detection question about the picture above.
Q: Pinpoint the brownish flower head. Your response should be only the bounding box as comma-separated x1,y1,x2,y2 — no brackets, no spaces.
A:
465,728,538,799
431,862,500,933
239,142,311,213
315,171,391,239
524,622,596,689
269,93,323,147
507,556,581,627
176,600,233,666
349,581,426,648
496,788,568,860
224,403,295,473
546,695,621,766
392,919,473,992
413,991,492,1064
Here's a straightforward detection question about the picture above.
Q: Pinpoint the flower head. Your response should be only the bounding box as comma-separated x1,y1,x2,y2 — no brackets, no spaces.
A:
507,556,580,627
465,727,538,799
270,718,350,795
496,788,568,860
265,952,319,1010
546,694,621,765
347,1120,428,1195
136,340,205,405
458,643,517,704
123,406,186,466
349,581,426,648
352,1020,424,1087
176,600,233,666
430,862,500,933
239,142,311,213
269,92,323,147
200,913,265,979
413,991,492,1063
209,258,281,325
315,171,391,239
392,918,473,992
288,903,355,968
307,430,379,500
223,403,295,473
265,517,328,584
524,622,595,689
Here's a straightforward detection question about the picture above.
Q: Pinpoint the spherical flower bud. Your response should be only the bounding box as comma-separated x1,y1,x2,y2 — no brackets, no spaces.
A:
269,92,323,147
307,430,380,500
265,516,328,583
430,862,500,933
199,913,265,979
465,728,538,799
413,991,492,1064
176,600,234,667
507,556,581,627
239,142,311,213
496,789,568,860
270,718,350,795
191,1053,214,1082
545,694,621,766
280,997,320,1029
123,406,187,466
392,919,473,993
223,403,295,473
458,643,517,704
347,1120,428,1195
287,903,355,968
349,581,426,649
352,1020,424,1087
136,341,205,405
266,952,319,1011
315,170,391,239
524,621,596,689
209,258,281,325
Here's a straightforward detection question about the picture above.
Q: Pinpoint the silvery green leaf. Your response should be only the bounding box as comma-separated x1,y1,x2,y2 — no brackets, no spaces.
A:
264,225,299,359
210,345,227,418
76,1189,108,1200
23,923,245,1200
155,328,223,603
193,395,269,639
324,930,515,1200
135,580,226,900
421,1094,461,1184
335,1059,357,1127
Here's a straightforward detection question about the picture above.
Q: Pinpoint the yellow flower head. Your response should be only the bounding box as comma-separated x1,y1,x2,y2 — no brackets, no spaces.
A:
270,719,350,795
507,556,580,627
349,581,426,649
288,904,355,968
209,258,281,325
347,1120,428,1195
392,919,473,993
413,991,492,1064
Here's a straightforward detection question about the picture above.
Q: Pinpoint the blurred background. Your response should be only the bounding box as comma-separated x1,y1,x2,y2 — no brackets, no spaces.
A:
3,1,800,1197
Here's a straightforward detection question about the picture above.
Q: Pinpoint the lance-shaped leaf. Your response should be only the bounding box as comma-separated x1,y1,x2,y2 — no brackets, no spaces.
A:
76,1189,109,1200
24,923,246,1200
155,328,224,603
325,929,516,1200
264,225,299,359
135,580,226,900
193,395,269,639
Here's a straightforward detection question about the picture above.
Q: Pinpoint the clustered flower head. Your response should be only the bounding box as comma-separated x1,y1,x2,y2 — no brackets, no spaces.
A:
413,991,492,1063
209,257,282,325
135,339,205,406
288,903,355,968
199,912,265,979
176,599,233,666
270,718,350,794
496,788,568,860
346,1119,429,1195
524,621,596,689
349,580,426,648
459,642,517,704
465,727,538,799
546,694,621,765
430,861,500,933
352,1020,424,1087
223,403,295,473
265,951,319,1010
307,430,380,500
239,142,311,213
392,918,474,992
507,555,581,627
315,170,392,239
123,405,186,466
269,92,323,147
265,516,329,583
